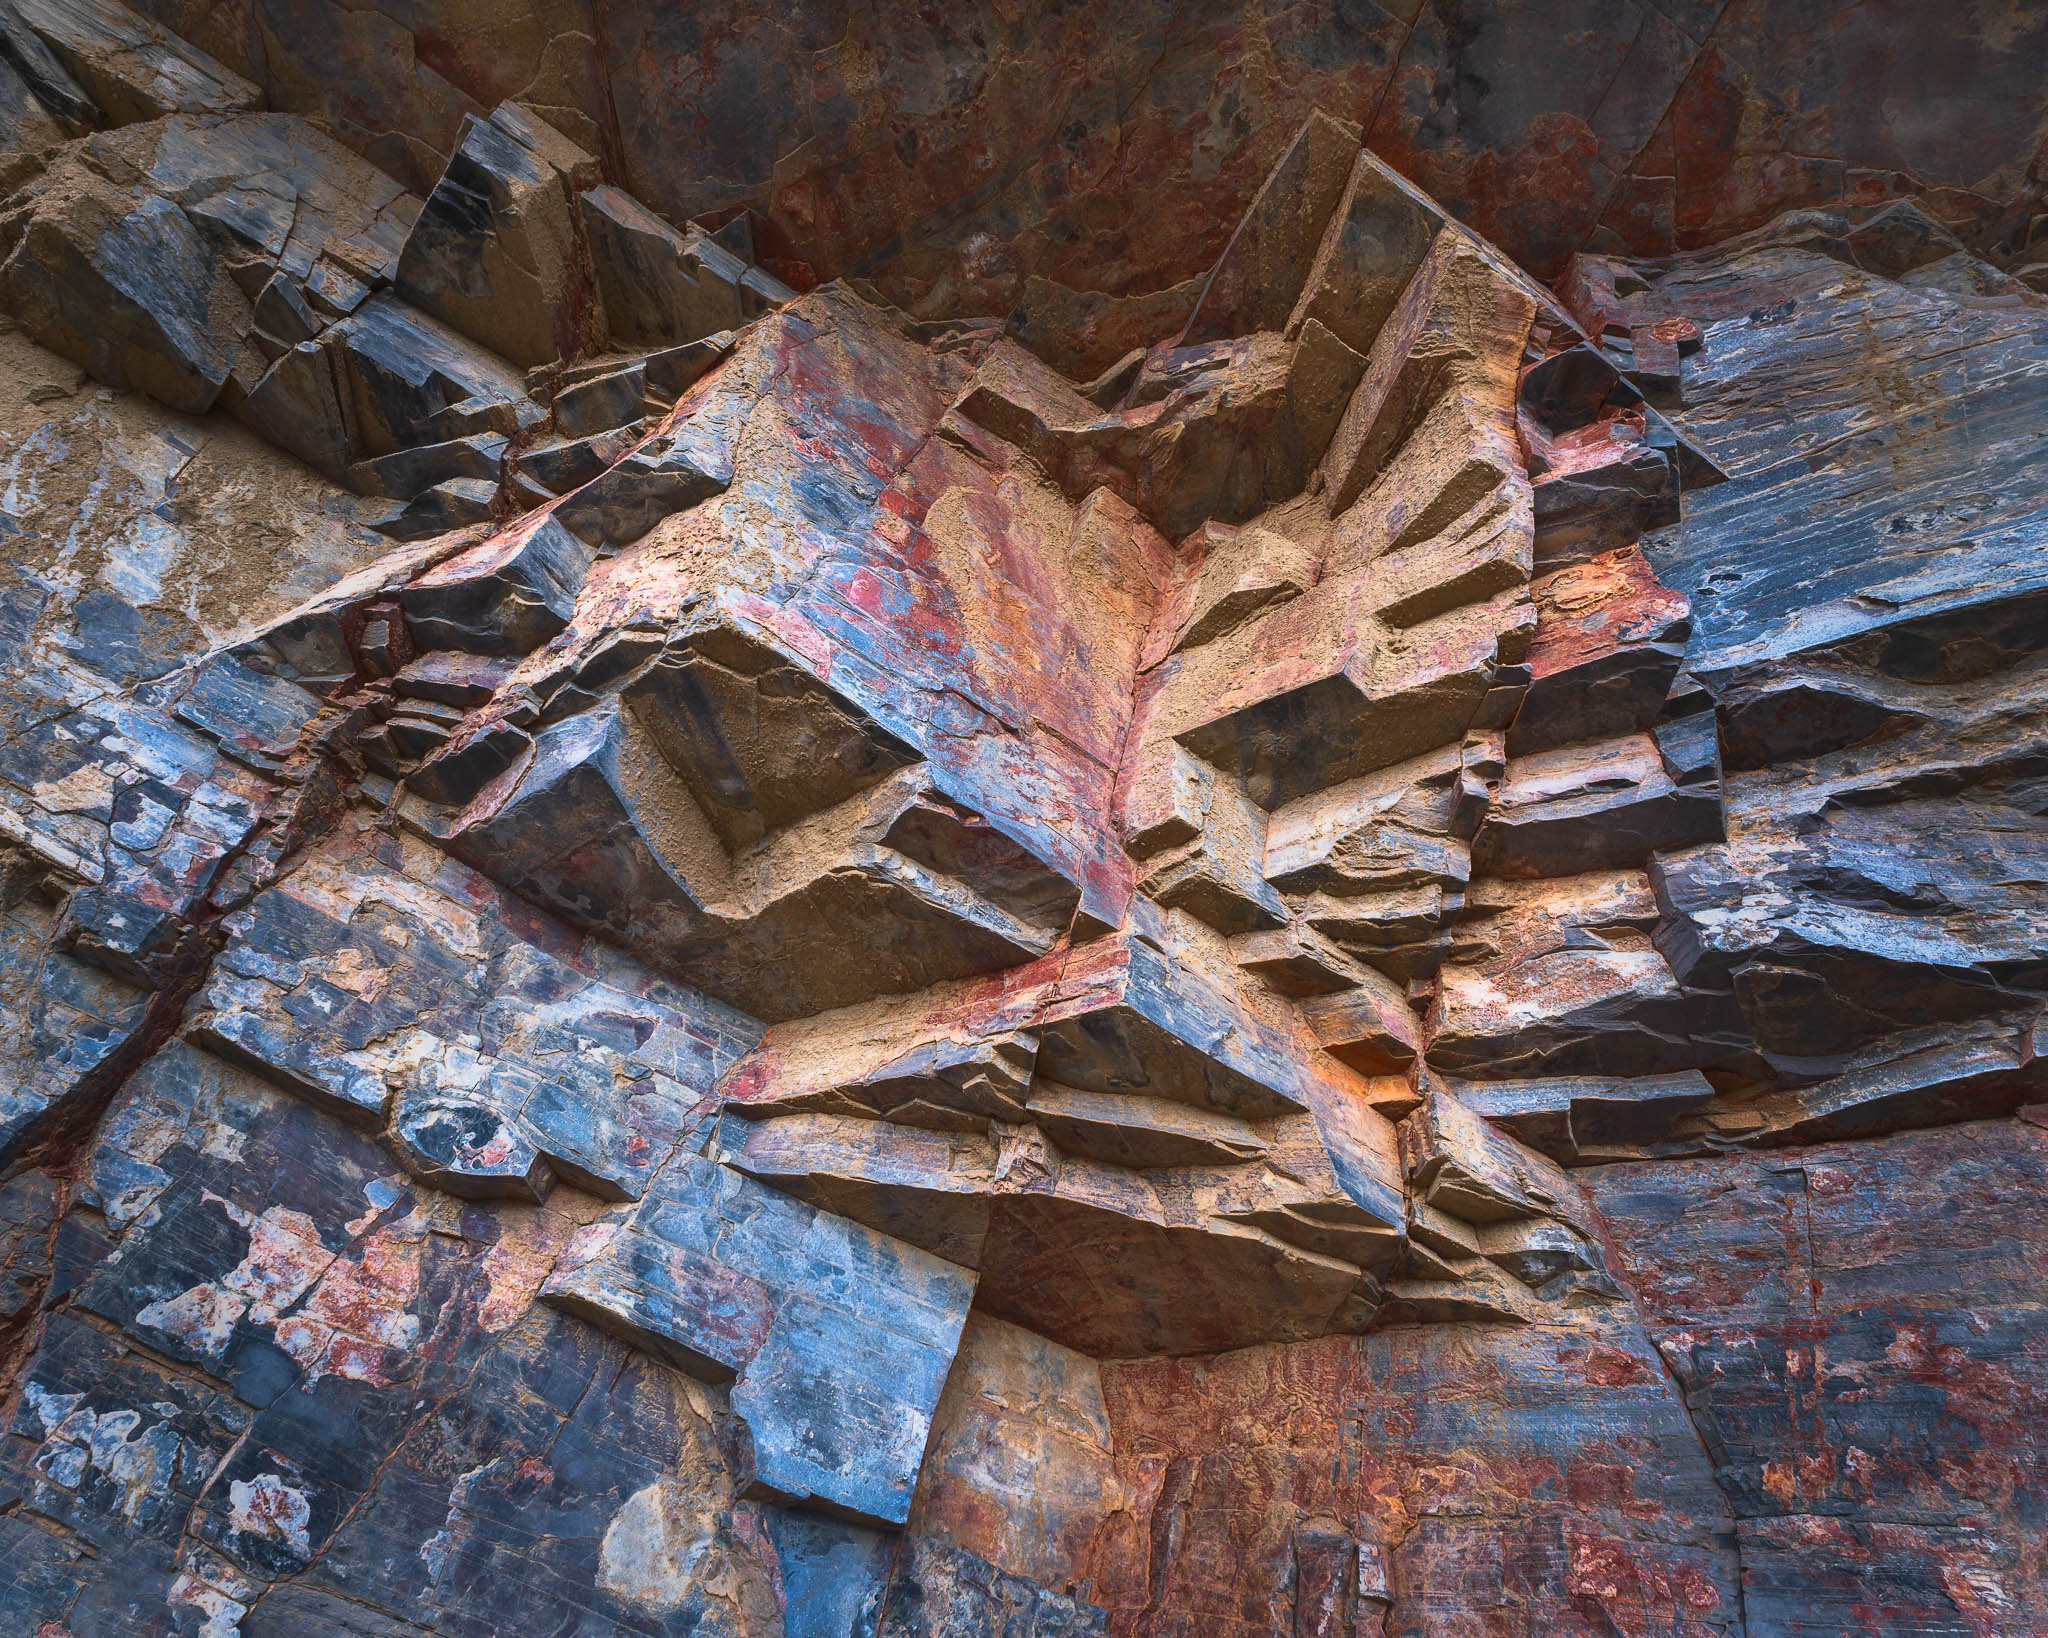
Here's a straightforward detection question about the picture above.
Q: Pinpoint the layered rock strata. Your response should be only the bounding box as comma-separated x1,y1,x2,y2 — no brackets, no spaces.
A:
0,9,2044,1635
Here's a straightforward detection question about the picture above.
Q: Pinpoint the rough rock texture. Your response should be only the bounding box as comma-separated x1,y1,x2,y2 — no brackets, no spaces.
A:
1,9,2045,1635
88,1,2048,344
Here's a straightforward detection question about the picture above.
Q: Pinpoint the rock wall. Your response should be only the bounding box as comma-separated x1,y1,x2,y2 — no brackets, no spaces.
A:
0,5,2044,1634
109,0,2048,335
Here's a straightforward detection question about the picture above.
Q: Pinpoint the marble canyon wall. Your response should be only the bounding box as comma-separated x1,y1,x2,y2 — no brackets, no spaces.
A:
0,3,2046,1635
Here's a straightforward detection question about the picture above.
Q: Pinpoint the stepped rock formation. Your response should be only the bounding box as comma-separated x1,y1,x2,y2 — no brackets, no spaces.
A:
0,5,2046,1635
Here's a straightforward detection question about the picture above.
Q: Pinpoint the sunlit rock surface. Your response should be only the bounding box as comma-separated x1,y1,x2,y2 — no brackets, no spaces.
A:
1,7,2045,1634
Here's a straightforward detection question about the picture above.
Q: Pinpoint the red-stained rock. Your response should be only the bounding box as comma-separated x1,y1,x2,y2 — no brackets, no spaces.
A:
1510,546,1690,754
2,12,2044,1634
1581,1119,2048,1631
126,0,2048,322
1087,1322,1741,1638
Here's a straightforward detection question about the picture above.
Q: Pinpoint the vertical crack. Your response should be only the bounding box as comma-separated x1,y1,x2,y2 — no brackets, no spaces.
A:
1576,1176,1756,1636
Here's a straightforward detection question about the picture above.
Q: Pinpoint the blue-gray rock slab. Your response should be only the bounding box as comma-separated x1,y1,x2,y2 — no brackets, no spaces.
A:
9,0,259,124
0,1,97,129
542,1151,975,1528
243,293,541,480
1636,247,2048,679
1650,790,2048,1077
399,513,592,657
1448,1069,1715,1161
393,102,601,368
0,874,150,1161
0,691,274,920
168,651,323,768
183,832,758,1194
111,111,418,283
1,1309,251,1564
0,49,64,144
0,101,424,416
579,182,793,353
0,157,254,414
760,1509,899,1638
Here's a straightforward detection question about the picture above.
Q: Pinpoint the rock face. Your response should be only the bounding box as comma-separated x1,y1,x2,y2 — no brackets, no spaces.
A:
88,0,2048,328
0,9,2045,1635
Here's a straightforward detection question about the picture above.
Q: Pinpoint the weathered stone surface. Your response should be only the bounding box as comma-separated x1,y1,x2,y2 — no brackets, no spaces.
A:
1088,1321,1741,1638
122,0,2048,313
1511,544,1691,754
906,1309,1117,1594
1450,1068,1715,1163
252,293,539,480
1473,727,1722,879
11,0,256,124
581,183,793,351
4,14,2046,1633
0,142,253,411
711,917,1408,1357
1583,1118,2048,1632
399,512,591,656
0,50,63,146
1434,870,1707,1079
0,2,99,131
1182,109,1362,346
185,825,754,1191
0,842,151,1153
1638,231,2048,687
1287,149,1446,359
542,1149,974,1527
0,112,421,421
394,102,603,368
1320,228,1533,517
957,327,1358,543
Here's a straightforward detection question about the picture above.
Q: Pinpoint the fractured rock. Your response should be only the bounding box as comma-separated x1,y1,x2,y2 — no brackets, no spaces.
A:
581,183,793,349
5,22,2046,1630
8,0,257,125
395,103,604,367
542,1150,975,1527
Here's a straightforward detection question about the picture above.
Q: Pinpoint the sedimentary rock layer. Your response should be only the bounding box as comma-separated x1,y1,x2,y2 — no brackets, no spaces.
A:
0,7,2044,1634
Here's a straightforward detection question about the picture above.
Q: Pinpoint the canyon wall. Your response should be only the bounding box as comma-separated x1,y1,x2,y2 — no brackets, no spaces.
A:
0,4,2045,1634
